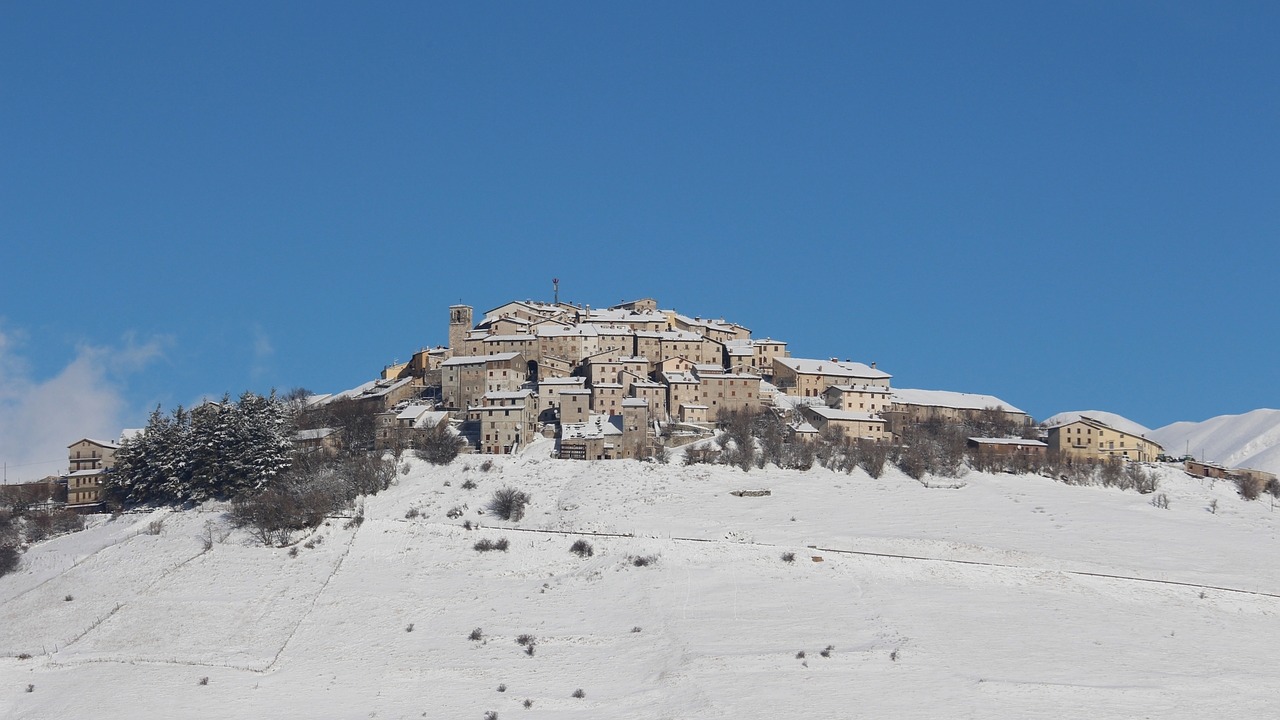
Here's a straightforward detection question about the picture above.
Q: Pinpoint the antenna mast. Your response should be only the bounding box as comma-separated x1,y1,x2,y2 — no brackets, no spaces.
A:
553,277,559,305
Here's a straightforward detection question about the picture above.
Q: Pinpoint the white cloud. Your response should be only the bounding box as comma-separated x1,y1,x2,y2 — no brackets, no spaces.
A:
0,328,165,484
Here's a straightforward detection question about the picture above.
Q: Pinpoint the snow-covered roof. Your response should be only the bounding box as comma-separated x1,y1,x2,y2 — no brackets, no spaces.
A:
661,371,699,385
968,437,1047,447
692,363,726,375
827,384,892,394
539,377,586,386
442,352,521,366
396,404,436,420
892,388,1023,414
295,427,338,441
66,468,107,477
537,324,599,338
485,390,534,400
69,438,120,449
1043,411,1153,438
622,398,648,408
660,330,704,342
804,406,884,423
483,334,536,342
561,414,623,440
774,357,891,380
790,421,820,435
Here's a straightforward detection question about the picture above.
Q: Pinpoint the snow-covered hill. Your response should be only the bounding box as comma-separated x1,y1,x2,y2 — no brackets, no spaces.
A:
1152,408,1280,475
4,454,1279,719
1041,410,1153,437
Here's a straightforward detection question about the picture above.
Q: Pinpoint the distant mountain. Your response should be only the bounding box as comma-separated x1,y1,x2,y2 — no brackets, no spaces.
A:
1042,410,1153,438
1151,409,1280,475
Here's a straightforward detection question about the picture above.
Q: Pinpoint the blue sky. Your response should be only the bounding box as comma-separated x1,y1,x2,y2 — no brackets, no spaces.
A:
2,2,1277,478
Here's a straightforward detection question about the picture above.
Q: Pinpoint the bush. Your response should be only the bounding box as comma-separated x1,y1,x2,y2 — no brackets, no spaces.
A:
572,688,585,698
1237,474,1266,501
489,488,531,521
414,419,465,465
523,699,533,708
515,633,536,646
469,628,484,641
461,479,478,490
570,539,594,558
0,545,20,578
474,538,509,552
781,552,796,563
819,645,833,658
228,477,346,547
630,555,658,567
1151,493,1170,509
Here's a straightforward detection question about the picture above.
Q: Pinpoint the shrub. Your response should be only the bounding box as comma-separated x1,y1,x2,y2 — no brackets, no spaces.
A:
524,644,535,657
146,518,165,535
64,595,73,602
480,459,494,472
474,538,509,552
523,699,533,709
795,650,805,659
228,475,350,547
819,645,833,658
570,539,594,558
414,419,465,465
1237,474,1265,501
404,508,420,519
630,555,657,567
198,676,209,686
489,488,531,521
1151,493,1170,509
572,688,585,698
496,684,506,692
462,479,478,490
0,545,19,578
484,712,498,720
405,623,414,632
781,552,796,563
17,653,32,660
631,626,642,633
469,628,484,641
516,634,536,646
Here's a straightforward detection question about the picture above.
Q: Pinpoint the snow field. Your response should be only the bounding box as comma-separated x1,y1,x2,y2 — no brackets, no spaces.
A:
3,452,1280,718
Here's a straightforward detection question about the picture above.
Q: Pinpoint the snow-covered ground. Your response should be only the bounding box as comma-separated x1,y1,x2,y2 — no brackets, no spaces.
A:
4,453,1280,719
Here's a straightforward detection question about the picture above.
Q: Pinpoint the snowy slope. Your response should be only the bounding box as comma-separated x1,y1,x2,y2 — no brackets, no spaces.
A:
1152,408,1280,474
1042,410,1152,437
4,455,1280,719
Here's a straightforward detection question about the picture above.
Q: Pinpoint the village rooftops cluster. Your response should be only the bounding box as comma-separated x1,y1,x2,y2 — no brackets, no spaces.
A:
299,295,1083,462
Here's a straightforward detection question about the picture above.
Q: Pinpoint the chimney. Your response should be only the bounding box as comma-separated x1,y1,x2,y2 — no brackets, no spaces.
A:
871,362,877,369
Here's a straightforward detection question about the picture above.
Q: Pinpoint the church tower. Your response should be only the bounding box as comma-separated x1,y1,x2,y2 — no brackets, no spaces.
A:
449,304,473,354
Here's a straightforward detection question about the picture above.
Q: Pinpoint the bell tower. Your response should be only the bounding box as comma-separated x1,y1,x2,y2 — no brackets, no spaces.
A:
449,304,473,353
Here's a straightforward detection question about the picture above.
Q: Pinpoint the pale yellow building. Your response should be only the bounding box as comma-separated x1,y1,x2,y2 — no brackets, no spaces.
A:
1044,416,1162,463
772,357,890,397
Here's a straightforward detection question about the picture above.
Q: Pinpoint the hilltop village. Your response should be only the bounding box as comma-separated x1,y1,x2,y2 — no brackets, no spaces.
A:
23,295,1280,514
310,297,1151,464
